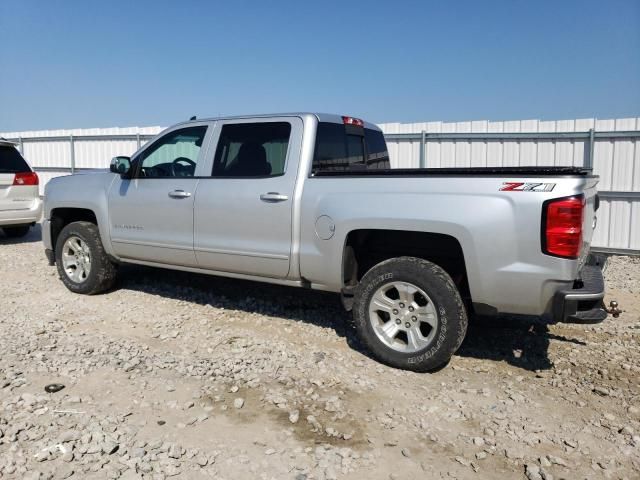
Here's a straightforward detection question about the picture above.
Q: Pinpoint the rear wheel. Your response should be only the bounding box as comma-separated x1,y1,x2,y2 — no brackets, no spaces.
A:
55,221,117,294
353,256,467,371
2,225,30,238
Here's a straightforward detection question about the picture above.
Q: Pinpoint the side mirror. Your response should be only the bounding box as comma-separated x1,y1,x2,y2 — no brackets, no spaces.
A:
110,156,132,177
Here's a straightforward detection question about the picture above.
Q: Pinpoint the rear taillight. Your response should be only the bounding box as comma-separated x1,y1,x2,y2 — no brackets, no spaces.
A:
543,195,585,259
13,171,39,186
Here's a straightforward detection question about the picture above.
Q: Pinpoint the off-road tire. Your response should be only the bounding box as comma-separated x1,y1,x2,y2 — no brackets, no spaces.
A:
2,225,30,238
353,256,468,372
55,221,117,295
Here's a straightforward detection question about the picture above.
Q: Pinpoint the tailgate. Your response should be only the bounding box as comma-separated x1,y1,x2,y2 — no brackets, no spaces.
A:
0,173,20,212
0,178,37,212
580,176,599,263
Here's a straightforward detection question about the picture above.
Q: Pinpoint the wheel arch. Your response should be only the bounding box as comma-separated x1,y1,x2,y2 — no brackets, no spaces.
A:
341,229,471,311
50,207,100,255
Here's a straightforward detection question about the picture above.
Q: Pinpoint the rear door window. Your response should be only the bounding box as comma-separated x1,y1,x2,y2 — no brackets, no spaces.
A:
312,122,390,173
0,146,31,173
212,122,291,177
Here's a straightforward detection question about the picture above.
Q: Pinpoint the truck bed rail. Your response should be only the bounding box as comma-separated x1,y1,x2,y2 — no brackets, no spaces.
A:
312,166,592,177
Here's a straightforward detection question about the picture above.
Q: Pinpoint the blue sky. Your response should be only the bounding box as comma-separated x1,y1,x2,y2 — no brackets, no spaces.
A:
1,0,639,131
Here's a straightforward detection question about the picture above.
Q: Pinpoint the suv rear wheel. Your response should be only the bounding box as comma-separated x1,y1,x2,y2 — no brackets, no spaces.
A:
353,256,467,372
2,225,30,238
55,221,117,294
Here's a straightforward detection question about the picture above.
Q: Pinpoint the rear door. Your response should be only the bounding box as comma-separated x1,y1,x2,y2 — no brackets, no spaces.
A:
193,117,303,278
0,144,37,212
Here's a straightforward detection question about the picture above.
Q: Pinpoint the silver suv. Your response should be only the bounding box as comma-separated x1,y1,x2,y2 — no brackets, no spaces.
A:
0,139,42,238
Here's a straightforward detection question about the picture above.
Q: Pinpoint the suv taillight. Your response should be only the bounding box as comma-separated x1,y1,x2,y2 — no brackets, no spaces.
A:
13,171,39,186
543,195,585,259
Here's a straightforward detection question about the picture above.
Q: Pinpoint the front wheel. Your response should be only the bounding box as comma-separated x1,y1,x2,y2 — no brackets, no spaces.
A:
2,225,30,238
55,221,117,295
352,257,467,372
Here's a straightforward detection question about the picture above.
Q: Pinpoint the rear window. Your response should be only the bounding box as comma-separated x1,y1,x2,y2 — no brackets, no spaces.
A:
312,122,390,173
364,128,391,169
0,145,30,173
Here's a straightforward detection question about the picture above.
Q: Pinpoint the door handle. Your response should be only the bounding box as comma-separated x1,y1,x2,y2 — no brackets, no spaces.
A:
260,192,289,203
168,189,192,199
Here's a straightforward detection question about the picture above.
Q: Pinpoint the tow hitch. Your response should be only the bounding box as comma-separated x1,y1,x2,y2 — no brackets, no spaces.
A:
605,300,622,318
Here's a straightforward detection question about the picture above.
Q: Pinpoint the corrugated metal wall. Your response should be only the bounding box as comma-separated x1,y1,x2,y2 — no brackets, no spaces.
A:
380,119,598,168
1,117,638,254
2,126,163,189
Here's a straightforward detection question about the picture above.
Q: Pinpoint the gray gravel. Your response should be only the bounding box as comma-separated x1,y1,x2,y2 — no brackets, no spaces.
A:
603,255,640,294
0,227,639,479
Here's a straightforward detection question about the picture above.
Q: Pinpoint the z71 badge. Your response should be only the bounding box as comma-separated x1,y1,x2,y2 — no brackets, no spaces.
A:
500,182,556,192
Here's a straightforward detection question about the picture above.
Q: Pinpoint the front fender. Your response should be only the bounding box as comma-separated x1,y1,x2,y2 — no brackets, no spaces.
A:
44,172,117,257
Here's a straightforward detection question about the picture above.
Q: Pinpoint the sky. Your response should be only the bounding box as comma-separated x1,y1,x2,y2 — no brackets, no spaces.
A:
1,0,639,131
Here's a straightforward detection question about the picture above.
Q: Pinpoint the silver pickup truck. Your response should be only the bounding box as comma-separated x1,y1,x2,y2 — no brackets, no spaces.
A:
43,113,610,371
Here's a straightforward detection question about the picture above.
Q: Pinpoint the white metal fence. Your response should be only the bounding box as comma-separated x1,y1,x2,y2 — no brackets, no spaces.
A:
2,116,639,254
0,126,163,190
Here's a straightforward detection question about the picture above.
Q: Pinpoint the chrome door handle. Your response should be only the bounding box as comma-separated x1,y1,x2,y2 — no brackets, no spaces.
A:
260,192,289,203
168,189,192,199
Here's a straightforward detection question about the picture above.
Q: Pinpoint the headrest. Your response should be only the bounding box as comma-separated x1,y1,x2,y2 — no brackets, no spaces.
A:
237,142,267,164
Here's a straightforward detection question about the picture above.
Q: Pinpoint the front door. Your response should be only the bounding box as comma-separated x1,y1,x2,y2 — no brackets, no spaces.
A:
193,117,302,278
108,124,212,266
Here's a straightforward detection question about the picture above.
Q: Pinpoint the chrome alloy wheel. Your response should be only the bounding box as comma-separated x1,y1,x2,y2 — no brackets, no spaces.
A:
368,281,439,353
61,236,92,283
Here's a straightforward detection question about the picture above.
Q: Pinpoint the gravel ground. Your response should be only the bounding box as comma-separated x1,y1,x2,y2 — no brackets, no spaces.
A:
1,225,639,480
603,255,640,294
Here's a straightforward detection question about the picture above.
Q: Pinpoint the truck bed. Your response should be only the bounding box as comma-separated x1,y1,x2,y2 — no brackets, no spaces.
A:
312,166,592,177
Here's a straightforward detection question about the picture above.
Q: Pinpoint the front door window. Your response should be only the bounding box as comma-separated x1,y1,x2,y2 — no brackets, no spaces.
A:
137,126,207,178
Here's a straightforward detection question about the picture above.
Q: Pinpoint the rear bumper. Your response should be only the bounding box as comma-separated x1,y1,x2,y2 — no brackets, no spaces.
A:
552,265,607,323
0,199,43,227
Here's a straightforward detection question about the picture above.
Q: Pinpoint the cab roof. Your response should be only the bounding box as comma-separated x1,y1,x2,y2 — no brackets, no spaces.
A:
177,113,382,132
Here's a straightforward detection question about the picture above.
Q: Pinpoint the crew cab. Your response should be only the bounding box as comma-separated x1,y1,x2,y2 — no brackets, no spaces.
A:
42,113,608,371
0,139,41,238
